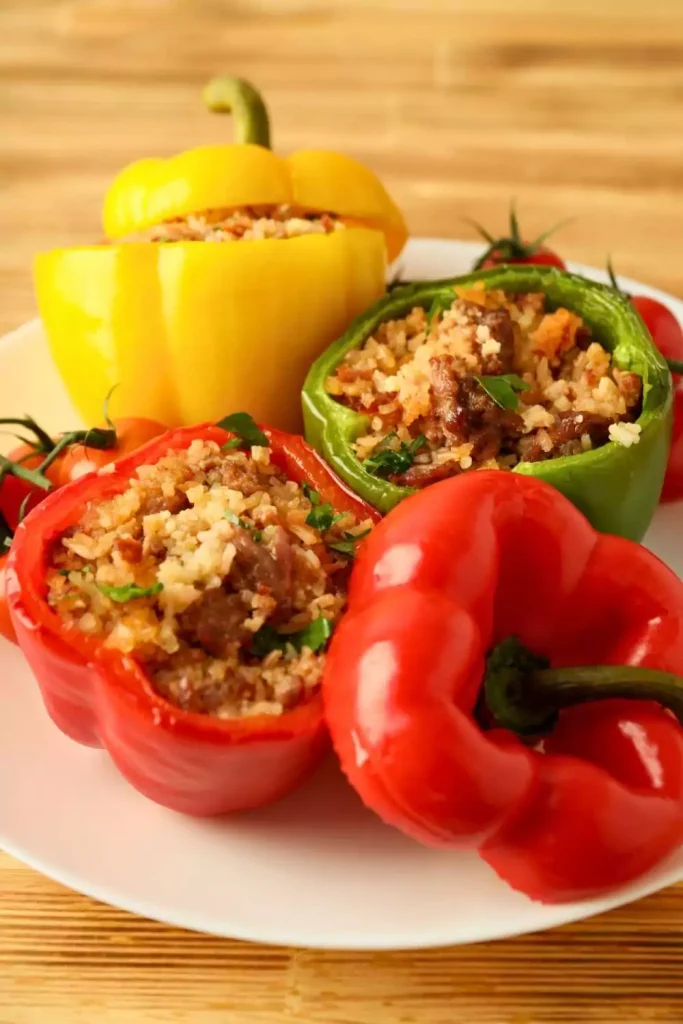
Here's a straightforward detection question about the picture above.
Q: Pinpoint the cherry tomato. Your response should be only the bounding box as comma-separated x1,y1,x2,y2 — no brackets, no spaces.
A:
630,296,683,374
661,381,683,503
608,266,683,504
629,295,683,502
0,417,166,531
0,554,16,644
0,444,61,531
472,207,567,272
56,417,166,486
479,245,566,271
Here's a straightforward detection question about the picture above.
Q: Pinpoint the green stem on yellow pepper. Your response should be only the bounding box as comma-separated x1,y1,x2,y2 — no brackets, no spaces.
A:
202,76,271,149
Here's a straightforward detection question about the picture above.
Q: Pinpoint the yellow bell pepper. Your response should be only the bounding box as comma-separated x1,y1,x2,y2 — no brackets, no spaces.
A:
34,77,407,431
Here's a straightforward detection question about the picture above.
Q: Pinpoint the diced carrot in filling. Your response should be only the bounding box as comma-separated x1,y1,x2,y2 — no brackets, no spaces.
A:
325,284,642,487
46,441,372,719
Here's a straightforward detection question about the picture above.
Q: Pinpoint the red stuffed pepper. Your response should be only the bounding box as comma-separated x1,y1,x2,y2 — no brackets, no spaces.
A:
324,470,683,903
8,419,379,815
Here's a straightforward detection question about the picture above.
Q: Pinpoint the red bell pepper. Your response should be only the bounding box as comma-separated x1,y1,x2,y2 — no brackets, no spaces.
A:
324,470,683,903
8,422,379,816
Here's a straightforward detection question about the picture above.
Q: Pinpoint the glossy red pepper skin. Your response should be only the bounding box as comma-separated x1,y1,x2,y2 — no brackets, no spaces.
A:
8,423,380,816
324,471,683,903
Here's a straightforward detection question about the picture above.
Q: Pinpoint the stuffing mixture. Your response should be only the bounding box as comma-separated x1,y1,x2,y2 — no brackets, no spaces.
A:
47,441,372,719
117,204,345,243
325,284,643,487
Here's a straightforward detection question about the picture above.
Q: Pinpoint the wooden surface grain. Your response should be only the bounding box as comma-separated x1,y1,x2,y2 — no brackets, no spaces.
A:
2,0,683,1021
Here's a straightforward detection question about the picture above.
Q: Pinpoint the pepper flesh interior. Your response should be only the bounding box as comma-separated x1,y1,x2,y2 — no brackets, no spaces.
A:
325,284,643,488
46,439,372,719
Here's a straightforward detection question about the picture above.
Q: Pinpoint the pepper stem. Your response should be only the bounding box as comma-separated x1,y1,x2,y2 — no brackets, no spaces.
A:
202,76,271,149
666,358,683,375
484,635,683,736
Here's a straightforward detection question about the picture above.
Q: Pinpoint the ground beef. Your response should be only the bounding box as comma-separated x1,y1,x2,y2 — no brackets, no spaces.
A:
113,536,143,564
221,458,267,497
391,461,462,488
613,369,643,410
328,287,643,484
426,358,524,461
519,412,612,462
140,488,190,517
179,588,250,657
479,307,516,373
46,440,375,720
231,527,292,610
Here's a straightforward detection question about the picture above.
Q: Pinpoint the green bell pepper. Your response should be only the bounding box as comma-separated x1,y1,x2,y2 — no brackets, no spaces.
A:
302,264,672,541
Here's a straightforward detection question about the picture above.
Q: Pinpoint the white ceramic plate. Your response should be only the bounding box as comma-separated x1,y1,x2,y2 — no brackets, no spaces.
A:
1,238,682,950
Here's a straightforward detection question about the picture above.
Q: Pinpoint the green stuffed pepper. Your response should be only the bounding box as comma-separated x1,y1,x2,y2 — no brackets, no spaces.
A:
302,265,672,541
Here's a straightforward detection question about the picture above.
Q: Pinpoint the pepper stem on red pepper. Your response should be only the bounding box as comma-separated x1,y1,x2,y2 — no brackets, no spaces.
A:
485,635,683,736
202,76,272,149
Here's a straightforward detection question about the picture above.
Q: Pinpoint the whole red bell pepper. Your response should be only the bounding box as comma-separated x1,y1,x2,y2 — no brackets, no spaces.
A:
8,422,379,816
324,470,683,903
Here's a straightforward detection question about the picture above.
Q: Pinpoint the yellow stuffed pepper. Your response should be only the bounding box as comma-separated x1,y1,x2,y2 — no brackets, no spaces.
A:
35,77,407,431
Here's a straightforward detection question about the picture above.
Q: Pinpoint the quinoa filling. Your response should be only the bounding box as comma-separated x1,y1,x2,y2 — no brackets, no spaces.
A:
325,284,643,487
116,204,345,244
46,441,372,719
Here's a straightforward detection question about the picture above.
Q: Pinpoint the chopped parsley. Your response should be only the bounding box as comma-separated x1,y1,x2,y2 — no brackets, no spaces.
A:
364,434,427,478
302,482,320,506
224,509,262,542
474,374,531,411
425,293,454,328
97,581,163,603
216,411,269,449
250,616,333,658
328,528,371,558
302,481,346,532
60,565,93,578
306,502,345,532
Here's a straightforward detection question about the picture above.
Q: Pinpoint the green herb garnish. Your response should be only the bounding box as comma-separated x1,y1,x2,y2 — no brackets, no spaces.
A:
294,616,333,653
98,582,163,603
306,503,345,532
250,616,333,658
221,437,242,451
216,412,269,449
328,528,371,558
302,482,320,506
365,434,427,478
473,374,531,411
224,509,262,541
425,293,453,330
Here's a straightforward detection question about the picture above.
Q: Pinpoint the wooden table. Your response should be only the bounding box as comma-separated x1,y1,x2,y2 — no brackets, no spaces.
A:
2,1,683,1020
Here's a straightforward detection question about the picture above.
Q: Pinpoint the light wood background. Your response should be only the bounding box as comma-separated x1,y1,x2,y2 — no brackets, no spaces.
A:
2,0,683,1021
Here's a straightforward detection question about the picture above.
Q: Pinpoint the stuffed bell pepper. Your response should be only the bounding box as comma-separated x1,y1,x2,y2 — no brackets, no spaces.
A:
324,470,683,903
303,265,672,540
34,77,407,433
7,418,379,815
